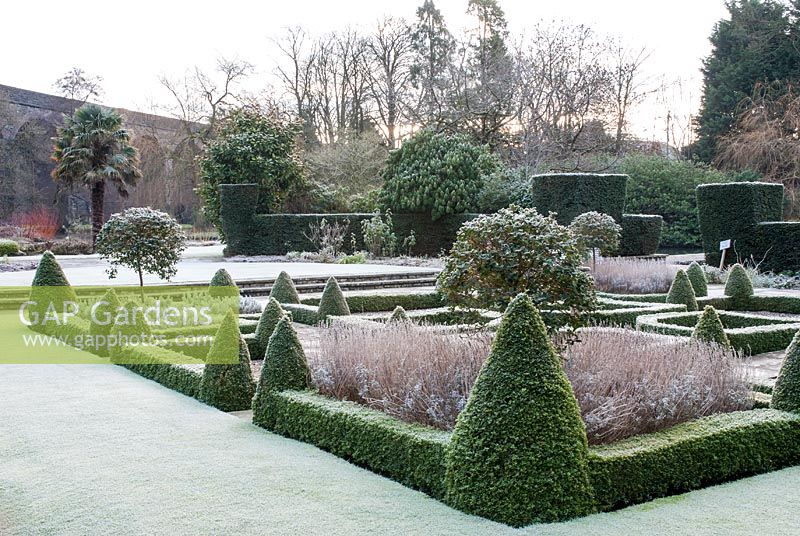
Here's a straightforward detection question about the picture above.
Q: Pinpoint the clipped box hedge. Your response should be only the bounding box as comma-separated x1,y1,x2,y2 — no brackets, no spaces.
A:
219,183,476,256
529,173,628,225
597,292,670,303
300,291,444,313
617,214,663,256
749,222,800,273
636,310,800,354
257,390,451,499
698,294,800,314
696,182,783,267
588,409,800,510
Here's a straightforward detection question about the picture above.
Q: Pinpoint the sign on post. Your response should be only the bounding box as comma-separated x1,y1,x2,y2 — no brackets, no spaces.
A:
719,239,731,270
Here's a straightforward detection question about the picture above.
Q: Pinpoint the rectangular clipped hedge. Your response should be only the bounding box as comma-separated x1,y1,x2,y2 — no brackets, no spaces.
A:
636,310,800,354
618,214,663,256
749,222,800,273
219,183,477,256
254,390,800,517
588,409,800,510
698,294,800,314
696,182,783,267
529,173,628,225
300,291,444,313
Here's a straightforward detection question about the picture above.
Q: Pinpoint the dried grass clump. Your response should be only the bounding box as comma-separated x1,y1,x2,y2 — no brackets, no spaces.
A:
593,257,679,294
312,321,491,429
312,322,752,444
564,328,752,443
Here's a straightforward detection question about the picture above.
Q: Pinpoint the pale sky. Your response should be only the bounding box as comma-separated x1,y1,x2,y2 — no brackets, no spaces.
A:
2,0,730,142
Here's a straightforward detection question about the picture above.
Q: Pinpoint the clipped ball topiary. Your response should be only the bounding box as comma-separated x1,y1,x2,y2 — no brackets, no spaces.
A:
724,263,754,300
252,316,310,428
692,306,731,349
317,277,350,319
388,306,410,323
444,294,595,526
198,310,256,411
253,297,286,359
209,268,238,298
666,270,698,311
771,330,800,412
686,261,708,297
269,271,300,304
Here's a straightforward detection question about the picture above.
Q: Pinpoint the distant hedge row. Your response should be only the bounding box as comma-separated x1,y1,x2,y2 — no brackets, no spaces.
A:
220,184,476,256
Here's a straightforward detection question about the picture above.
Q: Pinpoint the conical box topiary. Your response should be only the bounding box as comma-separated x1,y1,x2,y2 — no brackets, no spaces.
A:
198,310,256,411
269,271,300,304
725,264,754,301
90,288,122,357
444,294,595,526
772,330,800,412
252,316,310,428
388,305,410,323
686,261,708,297
253,297,286,359
692,305,731,349
32,251,75,288
666,270,698,311
317,277,350,319
29,251,77,331
209,268,239,298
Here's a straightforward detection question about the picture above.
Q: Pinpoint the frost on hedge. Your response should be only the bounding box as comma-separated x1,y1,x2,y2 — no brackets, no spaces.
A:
666,270,698,311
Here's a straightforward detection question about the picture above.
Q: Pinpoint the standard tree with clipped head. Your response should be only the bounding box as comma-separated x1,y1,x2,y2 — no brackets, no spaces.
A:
253,298,286,358
692,306,731,349
198,310,256,411
725,263,754,301
317,277,351,319
666,270,698,311
444,294,595,526
252,316,310,428
269,271,301,304
772,330,800,412
686,261,708,297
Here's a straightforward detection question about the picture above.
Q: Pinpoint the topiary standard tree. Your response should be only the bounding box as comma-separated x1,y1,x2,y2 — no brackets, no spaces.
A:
198,310,256,412
437,205,595,339
686,261,708,297
667,270,698,311
725,263,754,301
388,305,410,323
253,298,286,359
269,271,300,304
692,306,731,349
252,316,310,428
209,268,238,298
317,277,351,319
444,294,595,526
95,207,186,291
772,330,800,412
568,211,622,272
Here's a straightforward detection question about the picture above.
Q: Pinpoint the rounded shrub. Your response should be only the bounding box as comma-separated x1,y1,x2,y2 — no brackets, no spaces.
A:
252,316,310,428
0,239,20,256
444,294,595,526
772,330,800,412
317,277,350,319
686,261,708,297
666,270,698,311
569,211,621,269
253,298,286,359
388,306,410,323
380,129,504,220
269,271,300,304
692,306,731,349
724,264,754,300
198,310,256,412
209,268,238,298
437,205,595,337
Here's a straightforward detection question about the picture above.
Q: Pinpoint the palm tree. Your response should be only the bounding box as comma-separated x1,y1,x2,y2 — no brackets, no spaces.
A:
52,104,141,248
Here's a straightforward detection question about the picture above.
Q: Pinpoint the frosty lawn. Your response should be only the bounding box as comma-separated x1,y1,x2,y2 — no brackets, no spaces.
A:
1,363,799,535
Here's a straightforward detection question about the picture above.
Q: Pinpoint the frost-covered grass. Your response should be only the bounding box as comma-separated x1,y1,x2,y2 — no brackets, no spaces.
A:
593,257,679,294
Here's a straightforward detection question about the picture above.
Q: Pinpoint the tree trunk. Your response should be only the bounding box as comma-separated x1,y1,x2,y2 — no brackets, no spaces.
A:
90,181,105,250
